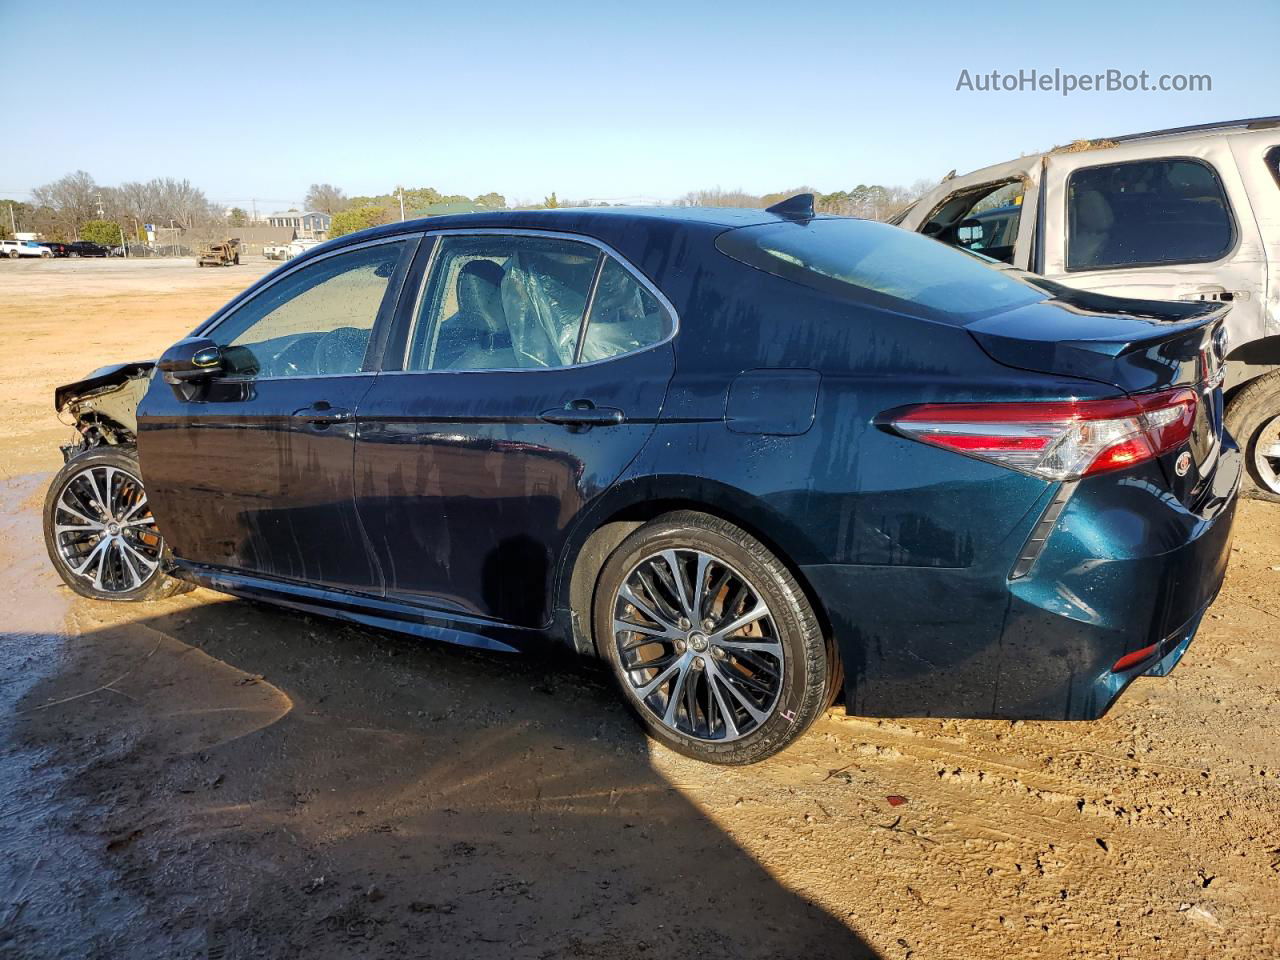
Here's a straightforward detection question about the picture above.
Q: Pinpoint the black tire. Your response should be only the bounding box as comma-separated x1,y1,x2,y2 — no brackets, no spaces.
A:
43,446,193,602
594,510,835,764
7,250,17,259
1225,370,1280,503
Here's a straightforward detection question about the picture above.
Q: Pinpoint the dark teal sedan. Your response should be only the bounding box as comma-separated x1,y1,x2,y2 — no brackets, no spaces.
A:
44,195,1239,763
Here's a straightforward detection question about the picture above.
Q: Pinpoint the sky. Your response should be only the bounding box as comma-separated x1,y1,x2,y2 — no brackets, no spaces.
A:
1,0,1276,211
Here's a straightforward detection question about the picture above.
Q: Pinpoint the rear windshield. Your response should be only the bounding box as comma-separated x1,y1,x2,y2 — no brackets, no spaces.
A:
716,217,1047,323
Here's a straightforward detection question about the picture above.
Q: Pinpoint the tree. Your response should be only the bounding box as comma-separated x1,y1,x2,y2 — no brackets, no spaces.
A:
227,207,248,227
328,204,390,239
31,170,98,239
473,192,506,209
80,220,124,247
0,200,32,240
305,183,349,214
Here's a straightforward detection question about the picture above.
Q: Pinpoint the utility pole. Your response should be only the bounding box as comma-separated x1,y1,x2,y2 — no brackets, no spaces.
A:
95,192,105,219
398,186,405,222
7,202,15,236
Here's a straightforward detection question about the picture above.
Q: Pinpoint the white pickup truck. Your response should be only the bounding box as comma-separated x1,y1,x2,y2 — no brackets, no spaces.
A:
1,239,53,259
896,116,1280,498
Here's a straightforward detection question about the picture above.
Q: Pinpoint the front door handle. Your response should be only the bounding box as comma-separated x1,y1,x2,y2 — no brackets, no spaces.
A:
539,400,624,428
292,402,352,426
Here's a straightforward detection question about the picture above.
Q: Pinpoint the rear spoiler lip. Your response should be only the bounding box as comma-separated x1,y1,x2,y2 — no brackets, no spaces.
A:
966,300,1229,394
54,361,155,412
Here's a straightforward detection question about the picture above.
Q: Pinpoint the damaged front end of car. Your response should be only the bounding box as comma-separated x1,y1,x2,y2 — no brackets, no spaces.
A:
54,361,155,462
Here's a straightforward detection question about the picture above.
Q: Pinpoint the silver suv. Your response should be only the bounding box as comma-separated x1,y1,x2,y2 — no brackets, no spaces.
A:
895,116,1280,498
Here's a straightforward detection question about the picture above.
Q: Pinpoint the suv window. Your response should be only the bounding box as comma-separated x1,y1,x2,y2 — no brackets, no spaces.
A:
407,235,670,371
1267,145,1280,188
1066,157,1234,271
923,180,1025,264
717,217,1045,324
211,240,408,378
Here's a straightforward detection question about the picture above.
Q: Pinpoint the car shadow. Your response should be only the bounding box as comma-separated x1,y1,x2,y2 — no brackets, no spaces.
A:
5,596,879,959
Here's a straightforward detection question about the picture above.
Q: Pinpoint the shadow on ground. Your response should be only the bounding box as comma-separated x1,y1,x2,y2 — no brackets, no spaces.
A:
2,596,877,959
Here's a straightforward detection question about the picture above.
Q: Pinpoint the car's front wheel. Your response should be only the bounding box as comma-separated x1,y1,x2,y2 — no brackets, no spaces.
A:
43,446,192,601
595,511,835,764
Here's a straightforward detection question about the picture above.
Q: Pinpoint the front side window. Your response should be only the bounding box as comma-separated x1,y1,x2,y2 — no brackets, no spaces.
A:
407,234,670,371
1066,157,1235,271
211,240,407,378
922,180,1025,264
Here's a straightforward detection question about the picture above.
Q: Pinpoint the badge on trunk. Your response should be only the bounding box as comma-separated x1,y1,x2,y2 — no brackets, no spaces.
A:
1175,451,1193,476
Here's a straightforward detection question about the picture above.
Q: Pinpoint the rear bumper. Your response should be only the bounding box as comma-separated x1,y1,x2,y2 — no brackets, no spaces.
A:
803,439,1241,720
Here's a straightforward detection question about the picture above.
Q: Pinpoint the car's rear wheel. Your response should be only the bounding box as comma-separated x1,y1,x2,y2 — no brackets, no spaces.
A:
43,446,192,601
1225,370,1280,502
594,511,834,764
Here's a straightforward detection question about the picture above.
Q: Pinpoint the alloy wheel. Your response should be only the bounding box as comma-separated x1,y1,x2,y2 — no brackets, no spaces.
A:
612,548,784,742
1252,414,1280,495
52,463,163,593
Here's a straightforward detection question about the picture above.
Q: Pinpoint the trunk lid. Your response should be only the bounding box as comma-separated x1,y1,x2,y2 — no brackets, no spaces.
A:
967,286,1229,506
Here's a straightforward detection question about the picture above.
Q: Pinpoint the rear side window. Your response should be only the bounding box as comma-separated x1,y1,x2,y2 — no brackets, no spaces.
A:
407,234,672,371
1066,157,1235,271
717,217,1046,324
1267,145,1280,188
579,257,671,362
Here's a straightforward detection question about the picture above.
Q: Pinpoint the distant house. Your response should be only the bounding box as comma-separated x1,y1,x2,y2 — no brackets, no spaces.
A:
265,211,332,239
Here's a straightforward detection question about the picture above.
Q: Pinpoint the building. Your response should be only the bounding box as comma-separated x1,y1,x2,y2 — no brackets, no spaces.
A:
265,210,332,239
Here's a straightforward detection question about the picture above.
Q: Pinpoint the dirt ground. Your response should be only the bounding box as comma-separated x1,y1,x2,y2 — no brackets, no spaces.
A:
0,257,1277,959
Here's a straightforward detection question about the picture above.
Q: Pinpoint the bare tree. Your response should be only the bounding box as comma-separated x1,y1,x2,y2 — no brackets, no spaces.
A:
30,170,98,239
305,183,349,214
676,188,767,208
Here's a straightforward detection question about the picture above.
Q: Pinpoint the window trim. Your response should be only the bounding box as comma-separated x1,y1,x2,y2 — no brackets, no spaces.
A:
1064,155,1239,274
387,227,679,376
195,234,420,382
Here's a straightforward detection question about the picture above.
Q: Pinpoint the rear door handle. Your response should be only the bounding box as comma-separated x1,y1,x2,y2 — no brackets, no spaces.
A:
292,402,352,425
539,400,624,428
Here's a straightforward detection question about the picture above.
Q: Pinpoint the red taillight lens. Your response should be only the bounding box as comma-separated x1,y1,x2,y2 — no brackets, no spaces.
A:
1111,642,1160,672
886,388,1197,481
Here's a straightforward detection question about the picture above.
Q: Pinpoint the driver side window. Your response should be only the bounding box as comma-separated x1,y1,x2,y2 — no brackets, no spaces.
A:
211,240,408,378
923,181,1025,264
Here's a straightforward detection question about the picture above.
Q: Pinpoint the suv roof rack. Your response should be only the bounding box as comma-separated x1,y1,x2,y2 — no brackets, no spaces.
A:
1106,115,1280,144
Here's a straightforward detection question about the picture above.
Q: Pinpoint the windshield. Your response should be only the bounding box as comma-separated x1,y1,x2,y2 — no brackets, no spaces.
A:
716,217,1047,324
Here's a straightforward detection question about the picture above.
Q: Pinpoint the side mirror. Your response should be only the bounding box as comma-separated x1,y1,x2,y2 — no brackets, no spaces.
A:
158,337,224,384
956,217,985,248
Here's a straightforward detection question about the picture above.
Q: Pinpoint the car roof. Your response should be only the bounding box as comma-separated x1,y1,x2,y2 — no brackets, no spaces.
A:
326,204,790,252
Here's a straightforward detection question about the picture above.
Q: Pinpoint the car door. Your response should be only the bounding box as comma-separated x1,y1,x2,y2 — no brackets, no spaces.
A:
1040,141,1267,354
137,235,418,591
354,230,676,628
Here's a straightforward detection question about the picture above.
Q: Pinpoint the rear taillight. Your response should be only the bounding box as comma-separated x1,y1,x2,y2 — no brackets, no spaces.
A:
885,388,1198,481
